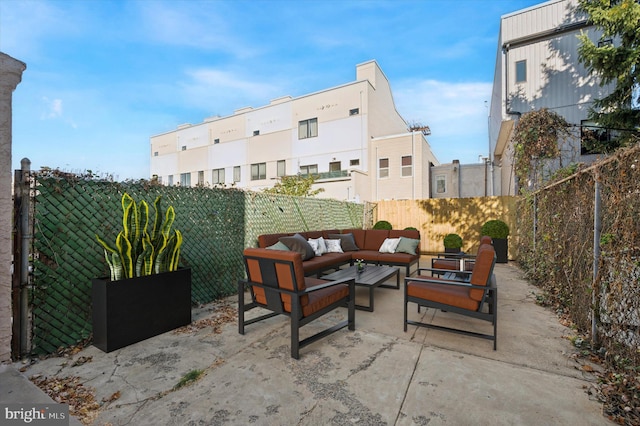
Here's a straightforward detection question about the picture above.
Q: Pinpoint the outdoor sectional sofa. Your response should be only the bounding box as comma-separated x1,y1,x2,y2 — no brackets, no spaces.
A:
257,228,421,277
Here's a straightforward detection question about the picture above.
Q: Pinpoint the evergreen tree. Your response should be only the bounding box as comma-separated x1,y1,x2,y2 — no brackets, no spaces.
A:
577,0,640,148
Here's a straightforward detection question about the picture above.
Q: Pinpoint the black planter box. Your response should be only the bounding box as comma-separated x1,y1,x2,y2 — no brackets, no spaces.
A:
493,238,508,263
92,268,192,352
444,248,462,255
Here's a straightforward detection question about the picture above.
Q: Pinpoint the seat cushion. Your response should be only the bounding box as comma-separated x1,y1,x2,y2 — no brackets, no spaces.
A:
302,252,351,274
378,252,418,265
299,279,350,317
354,250,381,262
407,279,479,311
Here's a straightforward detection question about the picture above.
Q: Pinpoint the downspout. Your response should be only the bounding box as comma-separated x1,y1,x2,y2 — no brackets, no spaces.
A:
484,158,488,197
503,43,510,117
411,131,415,199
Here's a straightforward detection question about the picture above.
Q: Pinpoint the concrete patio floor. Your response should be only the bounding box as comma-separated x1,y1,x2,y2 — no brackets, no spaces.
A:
2,258,609,425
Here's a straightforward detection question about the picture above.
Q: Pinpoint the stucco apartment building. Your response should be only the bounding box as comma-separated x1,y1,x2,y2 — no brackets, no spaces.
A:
489,0,615,195
150,60,439,202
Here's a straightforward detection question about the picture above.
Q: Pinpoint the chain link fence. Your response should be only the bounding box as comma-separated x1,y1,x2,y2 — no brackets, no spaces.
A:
515,141,640,365
25,174,364,355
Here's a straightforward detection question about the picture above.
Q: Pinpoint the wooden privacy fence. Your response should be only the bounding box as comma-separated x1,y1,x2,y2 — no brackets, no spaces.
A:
375,196,517,254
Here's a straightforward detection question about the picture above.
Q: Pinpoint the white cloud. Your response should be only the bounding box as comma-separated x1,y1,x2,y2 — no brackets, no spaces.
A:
135,2,258,58
41,97,63,119
180,68,282,113
394,79,493,163
395,80,491,133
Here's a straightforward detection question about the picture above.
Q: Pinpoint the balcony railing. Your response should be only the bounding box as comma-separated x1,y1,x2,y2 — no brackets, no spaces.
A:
302,170,349,180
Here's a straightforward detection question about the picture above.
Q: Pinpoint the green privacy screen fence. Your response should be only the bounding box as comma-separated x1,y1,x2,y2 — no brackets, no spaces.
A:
28,175,364,355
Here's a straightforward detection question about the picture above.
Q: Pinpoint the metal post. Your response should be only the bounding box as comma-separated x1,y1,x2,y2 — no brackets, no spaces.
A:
533,194,537,252
592,175,601,346
20,158,31,355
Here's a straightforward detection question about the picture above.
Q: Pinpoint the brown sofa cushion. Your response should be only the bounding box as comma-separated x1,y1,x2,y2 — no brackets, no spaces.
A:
389,229,420,240
363,230,389,251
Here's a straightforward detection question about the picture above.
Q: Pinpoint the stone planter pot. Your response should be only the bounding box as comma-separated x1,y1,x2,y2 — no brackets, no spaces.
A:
92,268,192,352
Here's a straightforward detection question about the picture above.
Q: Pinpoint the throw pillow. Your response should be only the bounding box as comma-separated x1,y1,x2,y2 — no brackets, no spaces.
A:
279,233,315,260
325,239,344,253
327,233,359,251
378,237,401,253
395,237,420,255
266,241,290,251
307,237,328,257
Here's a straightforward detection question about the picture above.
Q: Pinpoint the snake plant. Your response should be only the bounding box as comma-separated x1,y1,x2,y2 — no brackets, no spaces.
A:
96,193,183,281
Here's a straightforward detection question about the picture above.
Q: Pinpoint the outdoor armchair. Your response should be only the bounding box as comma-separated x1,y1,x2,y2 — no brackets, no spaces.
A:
405,243,497,349
238,248,355,359
430,236,493,273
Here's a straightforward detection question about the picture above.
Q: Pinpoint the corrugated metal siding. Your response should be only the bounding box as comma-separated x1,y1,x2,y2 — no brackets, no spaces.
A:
502,0,577,42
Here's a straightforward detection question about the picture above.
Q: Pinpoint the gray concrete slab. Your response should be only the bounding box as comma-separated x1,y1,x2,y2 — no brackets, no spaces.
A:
4,259,609,425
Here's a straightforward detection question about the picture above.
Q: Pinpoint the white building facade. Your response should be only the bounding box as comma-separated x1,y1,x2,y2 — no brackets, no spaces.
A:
150,61,439,202
489,0,614,195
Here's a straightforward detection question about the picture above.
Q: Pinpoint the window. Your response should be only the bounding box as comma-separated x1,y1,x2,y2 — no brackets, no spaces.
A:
436,175,446,194
198,170,204,185
378,158,389,178
233,166,241,182
168,175,174,186
212,168,225,184
277,160,286,177
214,138,220,144
253,130,260,136
515,60,526,83
298,118,318,139
329,161,341,172
251,163,266,180
181,145,187,151
300,164,318,176
157,176,163,185
153,151,158,157
350,159,360,166
401,155,412,177
580,120,620,155
349,108,359,116
180,173,191,186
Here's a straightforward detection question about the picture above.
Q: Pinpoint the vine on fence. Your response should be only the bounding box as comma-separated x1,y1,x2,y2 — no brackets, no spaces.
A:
515,139,640,366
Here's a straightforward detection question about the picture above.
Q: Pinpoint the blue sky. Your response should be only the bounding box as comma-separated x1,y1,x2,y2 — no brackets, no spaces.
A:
2,0,542,180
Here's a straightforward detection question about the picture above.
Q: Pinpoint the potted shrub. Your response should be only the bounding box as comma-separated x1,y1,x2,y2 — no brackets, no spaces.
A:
92,193,191,352
443,233,463,254
480,219,509,263
373,220,393,230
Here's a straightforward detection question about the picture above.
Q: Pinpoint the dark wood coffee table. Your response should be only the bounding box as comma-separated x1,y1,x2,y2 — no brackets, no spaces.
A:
322,265,399,312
